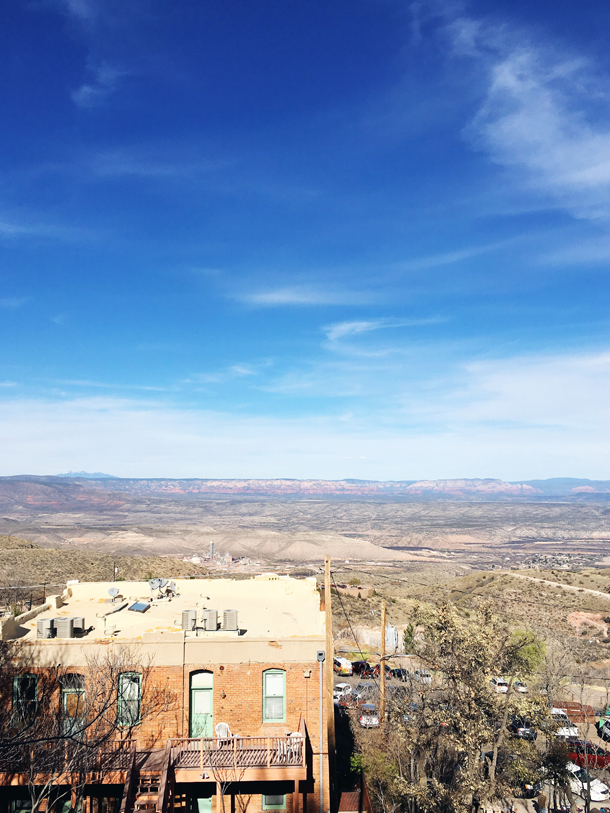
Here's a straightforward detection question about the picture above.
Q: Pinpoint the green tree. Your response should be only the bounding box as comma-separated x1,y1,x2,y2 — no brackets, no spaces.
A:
355,602,550,813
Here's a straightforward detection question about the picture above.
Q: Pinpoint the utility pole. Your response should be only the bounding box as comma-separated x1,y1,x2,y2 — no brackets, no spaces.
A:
380,600,386,722
324,556,337,813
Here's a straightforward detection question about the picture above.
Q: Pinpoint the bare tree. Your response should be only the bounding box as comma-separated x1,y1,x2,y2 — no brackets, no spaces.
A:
0,642,175,812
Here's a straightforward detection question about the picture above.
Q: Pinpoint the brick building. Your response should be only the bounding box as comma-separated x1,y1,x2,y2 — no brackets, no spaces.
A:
0,574,332,813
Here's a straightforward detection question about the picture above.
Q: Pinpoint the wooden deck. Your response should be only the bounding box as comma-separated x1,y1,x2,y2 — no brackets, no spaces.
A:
172,718,308,783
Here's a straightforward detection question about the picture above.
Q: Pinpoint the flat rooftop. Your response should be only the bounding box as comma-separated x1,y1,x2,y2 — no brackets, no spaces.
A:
17,574,324,642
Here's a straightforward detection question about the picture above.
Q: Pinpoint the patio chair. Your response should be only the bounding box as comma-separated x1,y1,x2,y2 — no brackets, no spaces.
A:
215,722,233,749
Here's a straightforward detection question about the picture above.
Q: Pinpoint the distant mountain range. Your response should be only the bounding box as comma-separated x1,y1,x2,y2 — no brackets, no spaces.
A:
1,475,610,508
57,471,119,479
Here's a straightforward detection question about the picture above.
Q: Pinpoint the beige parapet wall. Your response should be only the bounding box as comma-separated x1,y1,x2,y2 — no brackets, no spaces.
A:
0,592,67,641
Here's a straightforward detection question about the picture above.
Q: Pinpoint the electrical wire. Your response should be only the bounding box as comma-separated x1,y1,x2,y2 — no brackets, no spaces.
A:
331,567,610,683
331,565,610,615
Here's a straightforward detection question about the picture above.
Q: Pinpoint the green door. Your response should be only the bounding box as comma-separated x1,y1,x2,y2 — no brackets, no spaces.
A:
188,797,213,813
190,671,213,738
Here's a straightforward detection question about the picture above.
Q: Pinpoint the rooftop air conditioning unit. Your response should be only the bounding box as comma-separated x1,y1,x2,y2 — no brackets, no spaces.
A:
72,617,85,632
223,609,238,631
55,618,75,639
201,609,218,631
181,609,198,631
37,618,54,639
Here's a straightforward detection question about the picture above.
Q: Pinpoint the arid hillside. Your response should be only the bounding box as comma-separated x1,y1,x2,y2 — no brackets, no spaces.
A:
0,534,205,607
2,476,610,562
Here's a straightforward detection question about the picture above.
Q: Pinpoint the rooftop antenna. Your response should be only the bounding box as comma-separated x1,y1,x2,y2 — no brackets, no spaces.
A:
108,586,120,604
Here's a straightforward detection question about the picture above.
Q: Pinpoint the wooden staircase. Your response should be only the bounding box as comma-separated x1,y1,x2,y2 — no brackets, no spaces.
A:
132,771,162,810
121,742,173,813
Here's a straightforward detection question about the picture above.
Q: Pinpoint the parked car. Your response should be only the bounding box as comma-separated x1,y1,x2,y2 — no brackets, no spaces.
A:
413,670,432,684
333,657,353,676
401,702,419,723
567,762,610,802
514,680,528,693
391,668,410,682
508,718,537,741
333,682,352,701
551,709,579,738
567,740,610,768
359,703,380,728
598,718,610,742
490,678,509,694
352,660,374,677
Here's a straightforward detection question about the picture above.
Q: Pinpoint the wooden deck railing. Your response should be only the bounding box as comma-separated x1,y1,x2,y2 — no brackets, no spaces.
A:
169,732,305,771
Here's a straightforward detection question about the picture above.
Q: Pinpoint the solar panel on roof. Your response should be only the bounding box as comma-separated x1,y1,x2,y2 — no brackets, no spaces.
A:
128,601,150,613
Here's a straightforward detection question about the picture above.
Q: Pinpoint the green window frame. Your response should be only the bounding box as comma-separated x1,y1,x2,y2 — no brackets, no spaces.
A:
262,795,286,810
12,674,37,726
60,673,85,736
118,672,142,726
262,669,286,723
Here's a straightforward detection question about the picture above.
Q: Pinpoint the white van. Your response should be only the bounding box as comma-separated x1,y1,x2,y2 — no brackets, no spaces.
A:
333,657,353,676
552,708,579,738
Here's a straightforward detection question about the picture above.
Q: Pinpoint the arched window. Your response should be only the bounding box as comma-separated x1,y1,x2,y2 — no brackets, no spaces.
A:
262,670,285,723
60,673,85,736
118,672,142,726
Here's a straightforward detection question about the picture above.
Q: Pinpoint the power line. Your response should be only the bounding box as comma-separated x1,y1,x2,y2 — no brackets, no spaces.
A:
332,565,610,615
331,568,383,692
332,571,610,684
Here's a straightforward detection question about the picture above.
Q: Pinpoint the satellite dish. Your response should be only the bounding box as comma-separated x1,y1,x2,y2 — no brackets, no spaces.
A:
149,578,161,590
158,578,168,589
168,581,176,593
108,587,120,598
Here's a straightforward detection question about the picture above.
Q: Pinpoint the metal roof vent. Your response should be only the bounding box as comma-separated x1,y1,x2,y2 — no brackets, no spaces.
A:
201,609,218,631
223,609,238,631
55,618,75,639
37,618,54,639
72,617,85,632
181,609,198,631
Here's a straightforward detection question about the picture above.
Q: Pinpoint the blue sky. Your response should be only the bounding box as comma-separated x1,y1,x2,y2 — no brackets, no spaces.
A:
2,0,610,479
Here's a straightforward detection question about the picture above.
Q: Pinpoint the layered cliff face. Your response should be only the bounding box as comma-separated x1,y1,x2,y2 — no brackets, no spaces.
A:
52,476,609,499
0,478,130,511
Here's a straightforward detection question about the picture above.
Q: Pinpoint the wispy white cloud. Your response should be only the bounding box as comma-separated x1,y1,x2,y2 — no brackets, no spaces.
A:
1,370,610,479
88,148,231,179
392,242,504,272
72,62,126,108
61,0,97,22
0,297,28,309
186,364,259,385
539,235,610,265
0,382,17,388
238,285,374,307
451,15,610,220
0,217,92,242
324,317,441,343
53,379,171,392
449,349,610,429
